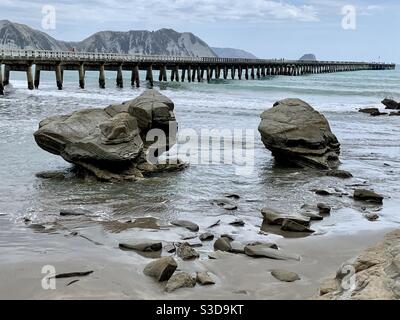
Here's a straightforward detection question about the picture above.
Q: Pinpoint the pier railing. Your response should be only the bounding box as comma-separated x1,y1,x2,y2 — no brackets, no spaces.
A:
0,49,392,66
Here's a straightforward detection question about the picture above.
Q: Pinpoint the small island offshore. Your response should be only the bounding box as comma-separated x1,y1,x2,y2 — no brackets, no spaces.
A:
0,0,399,309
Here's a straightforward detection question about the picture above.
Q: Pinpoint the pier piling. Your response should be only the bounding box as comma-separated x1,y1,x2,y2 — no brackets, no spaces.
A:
26,65,34,90
116,64,123,88
79,63,85,89
0,64,3,95
146,65,153,87
3,65,10,86
99,64,105,89
34,65,40,89
55,64,63,90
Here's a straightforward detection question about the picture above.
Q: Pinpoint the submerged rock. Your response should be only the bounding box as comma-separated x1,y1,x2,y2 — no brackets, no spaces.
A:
281,219,315,233
60,209,91,216
271,269,300,282
34,90,185,182
382,98,400,110
165,272,196,292
317,203,331,215
358,107,380,114
143,256,177,282
364,213,379,221
258,98,341,169
354,189,384,204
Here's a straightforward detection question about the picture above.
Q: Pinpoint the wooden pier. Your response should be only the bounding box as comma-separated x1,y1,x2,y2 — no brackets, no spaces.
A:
0,49,396,94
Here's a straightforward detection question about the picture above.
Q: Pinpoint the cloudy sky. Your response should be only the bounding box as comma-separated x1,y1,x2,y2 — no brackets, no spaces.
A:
1,0,398,62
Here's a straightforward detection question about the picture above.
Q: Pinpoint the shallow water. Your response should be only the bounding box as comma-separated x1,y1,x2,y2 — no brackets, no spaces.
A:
0,68,400,297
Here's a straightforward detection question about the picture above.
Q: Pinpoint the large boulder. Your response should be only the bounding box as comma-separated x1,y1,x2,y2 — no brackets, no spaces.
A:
258,99,341,169
34,90,185,181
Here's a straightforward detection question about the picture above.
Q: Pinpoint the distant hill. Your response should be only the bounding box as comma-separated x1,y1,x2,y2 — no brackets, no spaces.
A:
212,47,258,59
0,20,70,51
0,20,217,57
299,54,317,61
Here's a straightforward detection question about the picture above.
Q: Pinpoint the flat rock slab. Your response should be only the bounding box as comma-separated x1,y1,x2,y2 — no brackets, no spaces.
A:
325,170,353,179
119,240,162,252
271,269,300,282
354,189,384,204
244,244,301,261
281,219,315,233
262,208,310,226
165,272,196,293
171,220,199,232
196,272,216,285
143,257,177,282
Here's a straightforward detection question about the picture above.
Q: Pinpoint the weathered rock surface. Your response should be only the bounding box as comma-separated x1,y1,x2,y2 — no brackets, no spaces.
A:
34,90,185,181
364,213,379,221
281,219,315,233
317,230,400,300
317,203,331,215
258,98,341,169
143,256,177,282
354,189,384,204
382,98,400,110
358,107,380,114
196,272,215,285
119,240,162,252
165,272,196,292
171,220,199,232
271,269,300,282
176,243,199,260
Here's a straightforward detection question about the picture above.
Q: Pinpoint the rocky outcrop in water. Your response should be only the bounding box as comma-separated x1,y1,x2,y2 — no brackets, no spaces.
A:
317,230,400,300
258,98,341,169
381,98,400,110
34,90,185,181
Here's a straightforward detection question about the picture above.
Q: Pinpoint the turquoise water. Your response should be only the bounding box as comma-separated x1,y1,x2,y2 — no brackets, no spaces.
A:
0,67,399,239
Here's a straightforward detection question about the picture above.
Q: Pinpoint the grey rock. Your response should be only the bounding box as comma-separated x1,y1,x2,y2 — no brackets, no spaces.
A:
261,208,310,226
389,111,400,116
60,209,91,216
229,219,245,226
358,107,380,114
317,203,331,215
181,233,198,240
208,251,234,260
281,219,315,233
258,98,340,169
36,171,65,179
165,272,196,293
171,220,199,232
223,204,238,211
143,256,177,282
214,237,232,252
196,272,216,285
220,234,235,242
325,170,353,179
246,241,278,250
364,213,379,221
34,90,183,182
199,232,214,241
176,243,199,260
314,189,332,196
354,189,384,204
244,244,300,261
164,243,176,253
382,98,400,110
271,269,300,282
119,240,162,252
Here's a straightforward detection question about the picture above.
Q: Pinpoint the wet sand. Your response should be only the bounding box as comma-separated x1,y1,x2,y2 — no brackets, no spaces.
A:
0,212,395,300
